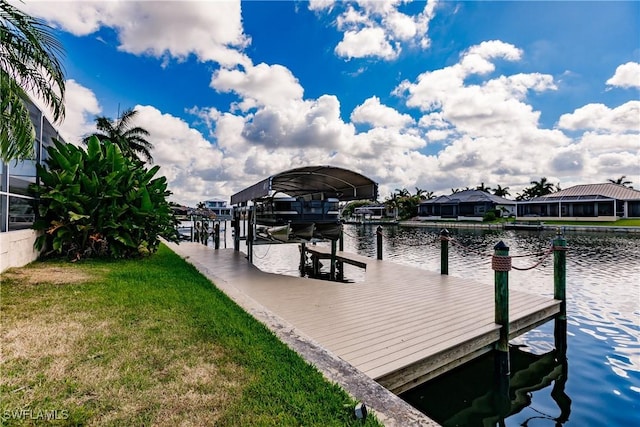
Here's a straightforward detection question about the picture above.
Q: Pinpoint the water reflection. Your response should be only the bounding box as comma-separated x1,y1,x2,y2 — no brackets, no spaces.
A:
401,345,571,427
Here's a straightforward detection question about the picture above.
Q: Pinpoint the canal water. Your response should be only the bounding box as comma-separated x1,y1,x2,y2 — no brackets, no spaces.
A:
225,223,639,426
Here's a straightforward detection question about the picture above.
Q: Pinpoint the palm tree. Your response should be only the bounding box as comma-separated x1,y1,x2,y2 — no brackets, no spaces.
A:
492,185,510,197
529,177,555,198
476,182,492,193
83,108,154,163
1,1,66,162
608,176,633,188
394,188,410,198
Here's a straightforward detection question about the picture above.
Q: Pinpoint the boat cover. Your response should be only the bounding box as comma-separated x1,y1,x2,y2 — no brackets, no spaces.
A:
231,165,378,205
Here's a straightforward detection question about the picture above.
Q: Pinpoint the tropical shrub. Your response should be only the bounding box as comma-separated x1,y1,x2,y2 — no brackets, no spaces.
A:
31,136,178,259
483,210,497,222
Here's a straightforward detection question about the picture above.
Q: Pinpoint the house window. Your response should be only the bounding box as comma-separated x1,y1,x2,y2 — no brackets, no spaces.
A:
0,99,63,234
474,205,486,215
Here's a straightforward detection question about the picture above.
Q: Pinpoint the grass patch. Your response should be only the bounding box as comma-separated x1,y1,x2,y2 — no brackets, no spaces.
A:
540,218,640,227
1,245,381,426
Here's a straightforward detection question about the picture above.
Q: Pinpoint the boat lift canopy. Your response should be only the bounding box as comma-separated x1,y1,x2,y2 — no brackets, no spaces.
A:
230,165,378,205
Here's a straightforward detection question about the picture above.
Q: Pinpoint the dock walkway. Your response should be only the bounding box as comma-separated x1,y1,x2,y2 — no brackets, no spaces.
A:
165,242,560,395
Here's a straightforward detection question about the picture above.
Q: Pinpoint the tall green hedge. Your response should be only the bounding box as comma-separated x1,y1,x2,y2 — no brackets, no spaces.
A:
31,136,178,259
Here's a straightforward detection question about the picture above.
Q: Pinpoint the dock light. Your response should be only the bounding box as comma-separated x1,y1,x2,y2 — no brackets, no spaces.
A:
354,402,367,420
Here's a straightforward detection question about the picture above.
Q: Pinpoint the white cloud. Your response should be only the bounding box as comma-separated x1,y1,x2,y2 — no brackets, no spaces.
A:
558,101,640,132
308,0,336,12
317,0,439,61
14,0,251,67
211,63,304,111
351,96,414,128
58,80,102,145
606,62,640,89
335,27,398,60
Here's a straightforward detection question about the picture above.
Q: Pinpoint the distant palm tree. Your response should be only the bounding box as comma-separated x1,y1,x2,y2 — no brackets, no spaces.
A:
476,182,492,193
394,188,410,198
415,187,433,201
529,177,555,198
493,185,510,197
1,0,66,162
84,108,153,163
608,176,633,188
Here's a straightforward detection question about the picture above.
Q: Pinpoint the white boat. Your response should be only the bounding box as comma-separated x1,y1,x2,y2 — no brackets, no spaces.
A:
255,196,341,241
266,224,291,242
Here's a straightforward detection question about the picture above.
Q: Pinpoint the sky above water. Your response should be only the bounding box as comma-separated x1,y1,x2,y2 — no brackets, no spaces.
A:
16,0,640,206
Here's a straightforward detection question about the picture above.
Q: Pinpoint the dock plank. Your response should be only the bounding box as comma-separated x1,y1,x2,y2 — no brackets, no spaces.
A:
166,242,561,395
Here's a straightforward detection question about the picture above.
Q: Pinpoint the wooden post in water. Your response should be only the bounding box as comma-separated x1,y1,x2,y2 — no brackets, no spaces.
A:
233,212,240,251
299,243,306,276
330,239,337,281
493,241,511,378
440,228,450,275
214,222,220,249
553,229,568,355
247,208,253,263
339,224,344,252
376,226,383,260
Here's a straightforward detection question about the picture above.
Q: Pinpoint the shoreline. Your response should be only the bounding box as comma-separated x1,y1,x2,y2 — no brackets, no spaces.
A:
397,220,640,234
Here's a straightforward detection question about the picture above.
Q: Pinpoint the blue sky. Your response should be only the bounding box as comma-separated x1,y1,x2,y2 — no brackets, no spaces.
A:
17,0,640,206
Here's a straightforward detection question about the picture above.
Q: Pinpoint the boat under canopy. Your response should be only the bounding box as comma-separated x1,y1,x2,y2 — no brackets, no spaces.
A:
231,166,378,242
230,165,378,205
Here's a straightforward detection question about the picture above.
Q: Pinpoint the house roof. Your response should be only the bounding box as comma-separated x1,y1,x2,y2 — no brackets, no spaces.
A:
230,166,378,205
525,183,640,202
420,189,515,205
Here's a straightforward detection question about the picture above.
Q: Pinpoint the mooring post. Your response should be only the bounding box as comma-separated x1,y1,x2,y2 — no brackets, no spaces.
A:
233,215,240,252
553,229,568,355
330,239,337,281
339,224,344,252
493,241,511,378
247,209,253,263
299,243,306,276
376,225,383,260
214,222,220,249
440,228,450,275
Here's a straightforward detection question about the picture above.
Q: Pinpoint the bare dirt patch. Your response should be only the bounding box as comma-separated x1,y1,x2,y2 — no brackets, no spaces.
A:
2,265,96,286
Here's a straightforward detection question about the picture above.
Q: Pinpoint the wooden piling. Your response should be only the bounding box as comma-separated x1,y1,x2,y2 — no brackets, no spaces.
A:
493,241,511,377
299,243,306,276
440,228,450,275
330,239,337,281
553,230,567,318
376,226,383,260
247,209,253,263
339,225,344,252
214,222,220,249
233,214,240,251
553,230,568,355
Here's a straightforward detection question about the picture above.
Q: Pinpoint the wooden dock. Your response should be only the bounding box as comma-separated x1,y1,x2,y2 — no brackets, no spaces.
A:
166,242,561,395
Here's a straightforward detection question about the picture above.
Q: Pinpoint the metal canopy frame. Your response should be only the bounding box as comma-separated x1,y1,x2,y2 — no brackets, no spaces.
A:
230,166,378,205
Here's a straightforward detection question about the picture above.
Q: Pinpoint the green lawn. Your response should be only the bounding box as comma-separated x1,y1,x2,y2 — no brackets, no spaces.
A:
0,245,381,426
539,218,640,227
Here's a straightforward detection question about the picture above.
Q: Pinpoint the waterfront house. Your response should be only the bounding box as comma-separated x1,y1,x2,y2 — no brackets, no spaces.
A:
516,183,640,221
203,199,233,220
417,190,516,221
352,203,397,222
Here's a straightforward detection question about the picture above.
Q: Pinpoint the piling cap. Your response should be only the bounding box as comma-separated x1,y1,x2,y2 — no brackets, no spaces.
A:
494,241,509,251
440,228,450,236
